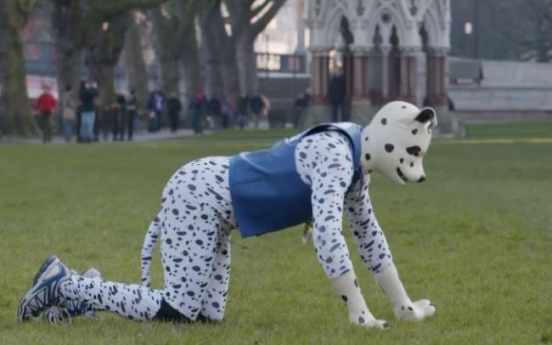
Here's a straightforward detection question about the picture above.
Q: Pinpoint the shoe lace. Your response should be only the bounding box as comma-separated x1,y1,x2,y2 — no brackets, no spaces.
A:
43,305,72,324
43,301,102,324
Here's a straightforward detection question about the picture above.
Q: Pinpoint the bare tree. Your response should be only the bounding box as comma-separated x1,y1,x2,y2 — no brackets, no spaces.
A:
124,11,149,109
453,0,552,61
176,1,202,98
151,1,201,98
51,0,82,97
152,0,286,105
50,0,169,109
225,0,286,96
519,0,552,62
151,5,179,96
86,9,130,108
197,0,239,101
0,0,39,135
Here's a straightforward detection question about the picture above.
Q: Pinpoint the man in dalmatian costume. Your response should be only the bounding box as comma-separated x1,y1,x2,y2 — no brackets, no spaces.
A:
18,100,437,329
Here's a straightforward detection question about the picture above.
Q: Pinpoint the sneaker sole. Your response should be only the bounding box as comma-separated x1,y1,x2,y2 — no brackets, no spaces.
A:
17,259,69,322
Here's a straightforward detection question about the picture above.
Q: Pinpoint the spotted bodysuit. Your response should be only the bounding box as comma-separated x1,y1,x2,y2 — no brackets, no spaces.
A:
58,131,392,322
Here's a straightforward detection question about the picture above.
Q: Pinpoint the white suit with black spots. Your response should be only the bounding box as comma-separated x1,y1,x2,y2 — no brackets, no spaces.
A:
57,101,438,327
56,130,392,323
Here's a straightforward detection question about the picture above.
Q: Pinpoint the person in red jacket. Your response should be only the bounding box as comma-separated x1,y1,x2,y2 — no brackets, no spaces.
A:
34,83,58,143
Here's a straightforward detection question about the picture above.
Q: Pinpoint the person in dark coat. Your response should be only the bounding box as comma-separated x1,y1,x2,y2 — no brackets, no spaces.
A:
206,95,221,130
147,85,165,132
249,93,265,130
166,93,182,133
292,88,311,129
328,68,346,122
236,94,249,129
125,90,138,141
78,80,98,143
112,93,126,141
188,90,206,134
220,98,234,130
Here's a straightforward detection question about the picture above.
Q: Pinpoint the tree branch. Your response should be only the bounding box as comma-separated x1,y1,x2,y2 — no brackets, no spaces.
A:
200,0,221,14
251,0,272,18
179,0,199,31
250,0,286,37
84,0,170,29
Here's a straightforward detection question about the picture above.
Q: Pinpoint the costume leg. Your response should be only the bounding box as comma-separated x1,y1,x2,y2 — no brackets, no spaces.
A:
58,276,164,321
158,179,220,320
57,200,221,323
159,156,235,320
200,225,231,321
56,157,234,323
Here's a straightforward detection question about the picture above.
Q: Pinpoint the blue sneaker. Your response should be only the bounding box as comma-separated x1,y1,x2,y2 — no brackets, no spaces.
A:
17,257,71,322
43,268,102,324
32,255,60,286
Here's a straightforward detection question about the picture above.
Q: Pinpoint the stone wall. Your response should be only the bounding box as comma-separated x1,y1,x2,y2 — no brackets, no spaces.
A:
449,85,552,123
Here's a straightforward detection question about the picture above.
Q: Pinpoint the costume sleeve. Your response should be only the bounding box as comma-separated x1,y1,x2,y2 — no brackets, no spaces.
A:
295,131,355,279
344,177,392,273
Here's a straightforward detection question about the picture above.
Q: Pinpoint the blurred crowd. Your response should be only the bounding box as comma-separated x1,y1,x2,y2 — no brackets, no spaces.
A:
32,80,310,144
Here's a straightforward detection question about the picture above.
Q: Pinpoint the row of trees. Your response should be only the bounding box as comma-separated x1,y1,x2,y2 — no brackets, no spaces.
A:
0,0,287,136
451,0,552,62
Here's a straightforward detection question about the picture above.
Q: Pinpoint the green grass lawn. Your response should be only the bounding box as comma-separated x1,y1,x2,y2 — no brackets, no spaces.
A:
0,123,551,345
463,121,552,139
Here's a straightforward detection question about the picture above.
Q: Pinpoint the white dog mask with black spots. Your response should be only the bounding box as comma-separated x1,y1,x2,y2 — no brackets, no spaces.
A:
361,101,437,185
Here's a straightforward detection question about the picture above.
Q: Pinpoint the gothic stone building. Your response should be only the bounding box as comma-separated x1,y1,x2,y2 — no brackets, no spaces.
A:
304,0,456,134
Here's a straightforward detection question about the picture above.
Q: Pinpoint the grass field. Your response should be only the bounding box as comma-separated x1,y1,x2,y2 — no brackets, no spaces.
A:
0,122,551,345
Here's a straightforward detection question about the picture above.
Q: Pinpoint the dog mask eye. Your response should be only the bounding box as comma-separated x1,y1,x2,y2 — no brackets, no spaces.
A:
406,146,422,157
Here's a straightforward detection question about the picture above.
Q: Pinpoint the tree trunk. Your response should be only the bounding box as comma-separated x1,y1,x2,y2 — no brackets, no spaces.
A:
52,0,82,97
124,11,148,106
225,0,286,100
52,0,169,99
0,0,167,136
235,32,257,96
151,8,179,96
87,11,130,107
160,57,179,96
0,0,38,136
179,19,202,97
197,2,223,98
199,1,239,101
220,45,240,103
92,64,116,108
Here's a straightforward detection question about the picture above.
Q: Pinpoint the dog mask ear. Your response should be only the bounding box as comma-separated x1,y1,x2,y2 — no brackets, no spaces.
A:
415,108,437,129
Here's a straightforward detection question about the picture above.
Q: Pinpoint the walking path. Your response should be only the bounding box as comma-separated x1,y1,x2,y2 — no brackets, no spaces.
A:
0,119,275,145
0,128,199,145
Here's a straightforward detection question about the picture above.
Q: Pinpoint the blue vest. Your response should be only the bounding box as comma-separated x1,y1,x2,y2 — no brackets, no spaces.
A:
229,123,363,238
